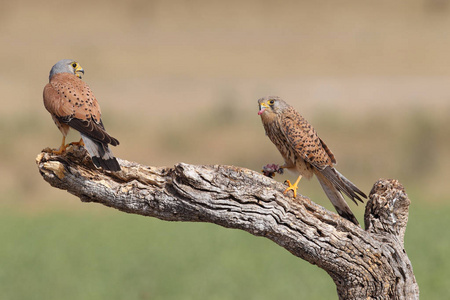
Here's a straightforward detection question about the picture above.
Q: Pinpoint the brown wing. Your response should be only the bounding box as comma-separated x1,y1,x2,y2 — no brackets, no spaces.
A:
45,73,119,146
280,107,335,170
280,107,366,205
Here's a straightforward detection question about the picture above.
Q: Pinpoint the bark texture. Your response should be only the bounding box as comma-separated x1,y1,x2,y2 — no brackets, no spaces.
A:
36,147,419,299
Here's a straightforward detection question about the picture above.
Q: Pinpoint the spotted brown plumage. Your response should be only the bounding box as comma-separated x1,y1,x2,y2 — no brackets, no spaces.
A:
43,59,121,171
258,96,366,225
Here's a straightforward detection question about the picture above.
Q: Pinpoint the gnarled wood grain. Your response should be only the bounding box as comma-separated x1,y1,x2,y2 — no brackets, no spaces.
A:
36,147,419,299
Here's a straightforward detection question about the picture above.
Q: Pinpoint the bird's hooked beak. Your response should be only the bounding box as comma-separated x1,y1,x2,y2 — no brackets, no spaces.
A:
258,102,269,115
74,65,85,79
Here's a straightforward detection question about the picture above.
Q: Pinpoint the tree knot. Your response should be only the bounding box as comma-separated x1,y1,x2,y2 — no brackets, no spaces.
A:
364,179,410,243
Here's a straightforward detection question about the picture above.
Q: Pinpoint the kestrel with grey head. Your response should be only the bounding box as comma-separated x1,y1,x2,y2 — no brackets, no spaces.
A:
258,96,366,225
43,59,121,171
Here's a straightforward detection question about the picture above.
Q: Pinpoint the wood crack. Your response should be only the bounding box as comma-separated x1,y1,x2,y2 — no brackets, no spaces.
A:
36,148,419,299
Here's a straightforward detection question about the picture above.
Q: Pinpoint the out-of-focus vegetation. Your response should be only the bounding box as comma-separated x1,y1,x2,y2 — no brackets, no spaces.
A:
1,0,450,298
0,203,449,299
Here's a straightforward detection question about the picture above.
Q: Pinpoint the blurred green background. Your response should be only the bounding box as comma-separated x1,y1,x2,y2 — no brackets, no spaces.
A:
1,0,450,299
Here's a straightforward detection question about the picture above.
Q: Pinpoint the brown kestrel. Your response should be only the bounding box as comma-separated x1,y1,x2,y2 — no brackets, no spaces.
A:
43,59,121,171
258,96,366,225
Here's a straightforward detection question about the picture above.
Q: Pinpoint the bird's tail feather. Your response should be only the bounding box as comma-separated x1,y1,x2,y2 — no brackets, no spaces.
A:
320,167,366,204
315,171,360,225
81,134,121,171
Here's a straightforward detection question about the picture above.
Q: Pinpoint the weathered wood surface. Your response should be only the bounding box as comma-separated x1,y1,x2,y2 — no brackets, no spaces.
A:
36,147,419,299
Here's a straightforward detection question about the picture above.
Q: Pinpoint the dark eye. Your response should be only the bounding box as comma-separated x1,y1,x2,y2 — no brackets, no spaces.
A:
72,63,77,68
268,100,275,105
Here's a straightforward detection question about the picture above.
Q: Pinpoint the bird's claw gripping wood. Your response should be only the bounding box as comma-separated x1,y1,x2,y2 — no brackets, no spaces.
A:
51,137,85,156
51,136,69,155
283,175,302,198
69,138,85,147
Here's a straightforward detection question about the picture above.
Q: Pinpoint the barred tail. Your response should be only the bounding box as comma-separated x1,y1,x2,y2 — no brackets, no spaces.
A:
319,166,366,205
315,171,360,225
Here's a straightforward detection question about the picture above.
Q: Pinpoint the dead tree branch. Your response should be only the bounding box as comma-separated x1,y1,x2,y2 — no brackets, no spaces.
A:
36,147,419,299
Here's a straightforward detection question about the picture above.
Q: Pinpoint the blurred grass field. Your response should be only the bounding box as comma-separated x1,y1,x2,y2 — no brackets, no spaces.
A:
0,203,449,299
2,0,450,299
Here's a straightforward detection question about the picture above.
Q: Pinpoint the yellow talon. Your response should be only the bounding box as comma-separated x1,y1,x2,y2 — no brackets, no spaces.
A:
283,175,302,198
51,137,85,155
69,138,84,147
52,136,68,155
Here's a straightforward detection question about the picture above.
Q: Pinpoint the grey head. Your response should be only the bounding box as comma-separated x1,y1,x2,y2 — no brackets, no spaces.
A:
49,59,84,80
257,96,291,116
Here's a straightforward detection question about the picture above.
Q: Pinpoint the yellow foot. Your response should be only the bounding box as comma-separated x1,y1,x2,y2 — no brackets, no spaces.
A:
51,144,68,155
283,180,298,198
50,136,68,155
69,138,84,147
283,175,302,198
